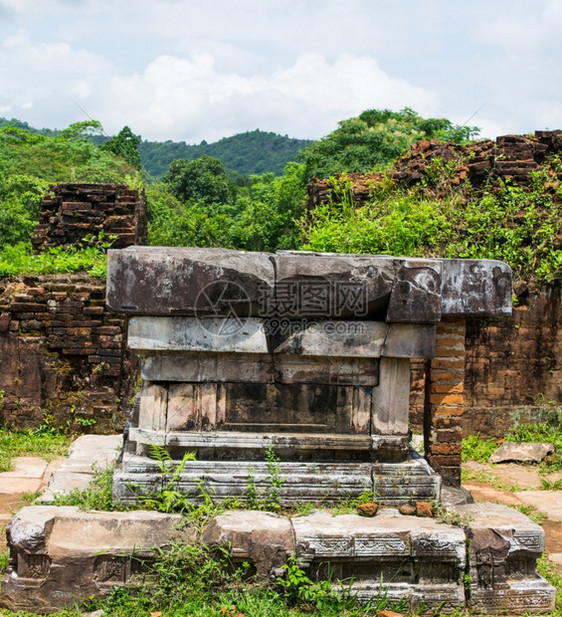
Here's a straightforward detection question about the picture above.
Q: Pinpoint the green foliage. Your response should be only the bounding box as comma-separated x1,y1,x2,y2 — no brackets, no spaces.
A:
0,243,108,278
462,434,499,463
0,428,70,473
99,125,142,169
0,119,137,257
148,159,306,251
51,464,118,511
139,128,312,177
245,445,284,512
304,154,562,283
505,415,562,471
304,176,451,256
537,555,562,616
299,106,479,179
163,155,232,205
139,445,197,514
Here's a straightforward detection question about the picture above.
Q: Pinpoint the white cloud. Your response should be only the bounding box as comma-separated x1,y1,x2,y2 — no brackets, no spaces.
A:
97,52,439,142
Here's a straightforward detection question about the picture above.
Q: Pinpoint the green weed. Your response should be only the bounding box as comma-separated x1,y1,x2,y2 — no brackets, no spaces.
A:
51,464,121,511
461,434,498,463
0,428,70,472
537,555,562,616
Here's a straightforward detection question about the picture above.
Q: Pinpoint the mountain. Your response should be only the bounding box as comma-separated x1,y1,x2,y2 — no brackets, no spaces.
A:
0,118,312,178
138,129,313,178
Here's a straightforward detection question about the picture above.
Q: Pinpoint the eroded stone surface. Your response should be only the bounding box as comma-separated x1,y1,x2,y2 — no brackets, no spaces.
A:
454,502,556,614
201,510,295,577
1,506,191,613
489,442,555,464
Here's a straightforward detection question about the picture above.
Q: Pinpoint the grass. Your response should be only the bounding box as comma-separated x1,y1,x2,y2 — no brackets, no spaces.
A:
462,416,562,473
538,555,562,617
0,428,71,472
460,466,526,492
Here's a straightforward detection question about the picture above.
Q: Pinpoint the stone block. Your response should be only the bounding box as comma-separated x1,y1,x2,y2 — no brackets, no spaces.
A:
441,259,512,316
128,316,269,353
489,442,554,464
142,352,275,383
200,510,295,577
454,502,556,614
274,321,435,359
107,247,274,316
1,506,192,613
372,358,410,436
293,509,465,612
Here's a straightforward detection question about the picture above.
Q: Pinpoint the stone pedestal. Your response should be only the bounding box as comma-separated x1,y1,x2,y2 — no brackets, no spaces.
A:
107,248,512,505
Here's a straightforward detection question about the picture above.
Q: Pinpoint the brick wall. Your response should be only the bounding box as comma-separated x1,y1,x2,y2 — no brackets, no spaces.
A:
423,317,466,485
0,275,136,432
31,183,147,252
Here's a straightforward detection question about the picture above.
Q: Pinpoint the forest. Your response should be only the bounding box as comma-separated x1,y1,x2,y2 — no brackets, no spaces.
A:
1,107,561,284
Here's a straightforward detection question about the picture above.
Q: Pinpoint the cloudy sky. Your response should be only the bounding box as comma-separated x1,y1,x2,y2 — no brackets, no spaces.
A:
0,0,560,143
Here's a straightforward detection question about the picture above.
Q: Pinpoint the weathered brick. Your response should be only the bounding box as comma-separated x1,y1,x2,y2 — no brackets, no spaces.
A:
429,393,464,406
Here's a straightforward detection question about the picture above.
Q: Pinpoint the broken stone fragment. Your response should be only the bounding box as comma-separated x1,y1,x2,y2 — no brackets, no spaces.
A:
489,441,555,464
415,501,434,517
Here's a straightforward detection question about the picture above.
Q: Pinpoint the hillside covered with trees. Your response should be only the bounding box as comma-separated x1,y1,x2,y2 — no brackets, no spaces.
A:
138,129,312,177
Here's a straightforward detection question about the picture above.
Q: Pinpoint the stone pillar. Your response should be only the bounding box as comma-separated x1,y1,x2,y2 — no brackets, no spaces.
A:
424,316,466,486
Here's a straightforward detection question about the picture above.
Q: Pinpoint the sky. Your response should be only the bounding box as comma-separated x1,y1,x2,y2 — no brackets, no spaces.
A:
0,0,561,144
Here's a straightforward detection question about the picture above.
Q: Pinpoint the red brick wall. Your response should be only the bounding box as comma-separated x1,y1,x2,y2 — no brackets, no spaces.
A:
0,275,136,432
424,317,466,485
31,183,147,252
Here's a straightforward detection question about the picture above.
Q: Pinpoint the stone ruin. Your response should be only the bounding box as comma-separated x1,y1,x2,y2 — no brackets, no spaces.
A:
1,247,556,614
108,247,514,505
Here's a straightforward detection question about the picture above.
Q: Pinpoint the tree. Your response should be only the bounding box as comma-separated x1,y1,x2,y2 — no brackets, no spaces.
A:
163,155,231,205
99,125,142,170
299,107,480,180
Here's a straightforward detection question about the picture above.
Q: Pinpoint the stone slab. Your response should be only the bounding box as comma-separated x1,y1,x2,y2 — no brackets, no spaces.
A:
128,316,269,353
0,458,50,495
106,246,274,316
107,248,513,319
1,505,191,613
141,352,379,386
489,442,555,464
141,352,275,383
441,259,512,316
274,322,435,359
40,434,121,503
113,454,441,507
513,491,562,521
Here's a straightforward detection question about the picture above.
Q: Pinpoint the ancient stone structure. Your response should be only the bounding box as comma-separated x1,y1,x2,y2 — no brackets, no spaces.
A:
3,503,555,614
2,248,556,615
31,182,147,252
107,247,512,503
0,275,135,431
0,182,146,431
1,506,192,613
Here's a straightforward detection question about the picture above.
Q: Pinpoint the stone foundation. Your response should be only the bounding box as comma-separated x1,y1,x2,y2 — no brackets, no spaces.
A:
1,503,555,615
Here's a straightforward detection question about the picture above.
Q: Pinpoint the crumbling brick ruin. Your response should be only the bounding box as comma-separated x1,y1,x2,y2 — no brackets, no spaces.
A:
31,183,147,252
0,183,147,431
